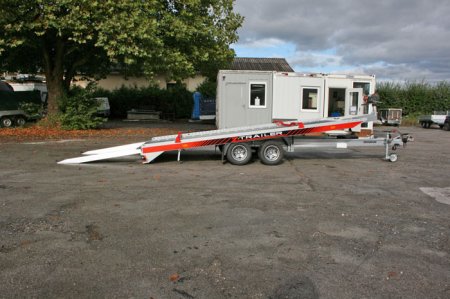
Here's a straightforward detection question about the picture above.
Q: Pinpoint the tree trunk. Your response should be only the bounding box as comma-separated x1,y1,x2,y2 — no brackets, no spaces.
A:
42,36,66,115
46,76,64,115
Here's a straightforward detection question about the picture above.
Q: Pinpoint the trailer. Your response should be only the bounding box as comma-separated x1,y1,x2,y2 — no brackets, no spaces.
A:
419,111,450,129
58,71,413,166
378,108,402,126
58,113,412,165
7,81,48,103
0,86,43,127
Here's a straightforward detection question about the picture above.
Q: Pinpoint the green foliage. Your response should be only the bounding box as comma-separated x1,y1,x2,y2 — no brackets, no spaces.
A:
36,113,63,129
196,78,217,98
59,87,106,130
0,0,243,113
401,114,421,126
92,85,193,119
18,102,44,119
377,81,450,116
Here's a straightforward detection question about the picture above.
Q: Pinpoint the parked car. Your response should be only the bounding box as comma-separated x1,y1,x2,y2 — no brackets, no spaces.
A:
443,115,450,131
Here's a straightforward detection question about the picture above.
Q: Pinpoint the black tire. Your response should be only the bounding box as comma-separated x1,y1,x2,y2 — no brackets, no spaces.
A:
1,117,13,128
15,116,26,127
226,143,252,165
258,140,284,165
443,123,450,131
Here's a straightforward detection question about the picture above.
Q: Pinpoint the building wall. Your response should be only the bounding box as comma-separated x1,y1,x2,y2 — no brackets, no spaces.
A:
73,74,206,92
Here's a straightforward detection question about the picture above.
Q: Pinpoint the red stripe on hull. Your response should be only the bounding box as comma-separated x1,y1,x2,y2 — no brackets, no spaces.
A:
142,121,362,154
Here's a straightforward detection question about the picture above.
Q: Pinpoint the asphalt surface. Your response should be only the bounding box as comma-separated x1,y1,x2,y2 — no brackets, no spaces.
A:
1,122,449,298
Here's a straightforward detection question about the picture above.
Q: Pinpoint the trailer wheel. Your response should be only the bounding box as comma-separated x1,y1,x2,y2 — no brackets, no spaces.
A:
258,141,284,165
444,123,450,131
227,143,252,165
389,153,398,162
15,116,26,127
1,117,13,128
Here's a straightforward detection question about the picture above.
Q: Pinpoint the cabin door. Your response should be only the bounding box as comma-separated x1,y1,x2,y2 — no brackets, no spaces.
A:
345,88,363,116
345,88,363,131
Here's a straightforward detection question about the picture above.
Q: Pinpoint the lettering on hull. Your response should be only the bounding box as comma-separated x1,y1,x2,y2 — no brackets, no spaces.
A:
237,132,283,141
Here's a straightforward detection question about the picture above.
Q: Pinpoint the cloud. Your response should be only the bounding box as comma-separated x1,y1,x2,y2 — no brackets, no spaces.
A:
234,0,450,81
288,50,342,69
236,38,288,49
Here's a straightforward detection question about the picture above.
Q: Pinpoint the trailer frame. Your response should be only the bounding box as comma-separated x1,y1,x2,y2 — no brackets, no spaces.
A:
419,111,450,129
58,113,412,165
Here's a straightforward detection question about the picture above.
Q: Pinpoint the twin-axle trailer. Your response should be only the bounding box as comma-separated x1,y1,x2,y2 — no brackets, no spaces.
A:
58,113,411,166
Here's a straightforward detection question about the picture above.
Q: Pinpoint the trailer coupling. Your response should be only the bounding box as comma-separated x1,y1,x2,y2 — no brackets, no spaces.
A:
387,129,414,149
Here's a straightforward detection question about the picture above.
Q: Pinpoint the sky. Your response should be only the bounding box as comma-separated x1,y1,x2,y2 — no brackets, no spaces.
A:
231,0,450,82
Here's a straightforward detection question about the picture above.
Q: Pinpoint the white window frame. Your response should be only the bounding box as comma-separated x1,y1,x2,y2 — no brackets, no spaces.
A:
249,82,267,109
300,86,320,112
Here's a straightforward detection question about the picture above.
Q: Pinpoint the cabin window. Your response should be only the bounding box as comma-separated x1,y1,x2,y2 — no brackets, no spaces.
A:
301,87,319,110
353,82,370,96
249,83,266,108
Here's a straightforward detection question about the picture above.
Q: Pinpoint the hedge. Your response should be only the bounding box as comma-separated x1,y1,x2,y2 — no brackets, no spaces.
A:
91,84,193,119
377,81,450,116
81,80,450,120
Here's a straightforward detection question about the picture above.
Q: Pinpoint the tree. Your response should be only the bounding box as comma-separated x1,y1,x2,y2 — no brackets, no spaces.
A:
0,0,242,114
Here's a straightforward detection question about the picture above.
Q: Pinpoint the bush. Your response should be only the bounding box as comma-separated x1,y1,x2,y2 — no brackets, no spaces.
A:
59,87,106,130
196,78,217,98
377,81,450,116
19,102,44,119
36,113,63,129
92,84,193,119
161,85,193,119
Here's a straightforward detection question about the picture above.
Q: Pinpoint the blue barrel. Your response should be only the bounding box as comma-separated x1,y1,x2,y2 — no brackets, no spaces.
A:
191,92,201,120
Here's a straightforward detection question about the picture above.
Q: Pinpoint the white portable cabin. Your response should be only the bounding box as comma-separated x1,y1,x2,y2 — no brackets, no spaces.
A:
216,70,376,133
